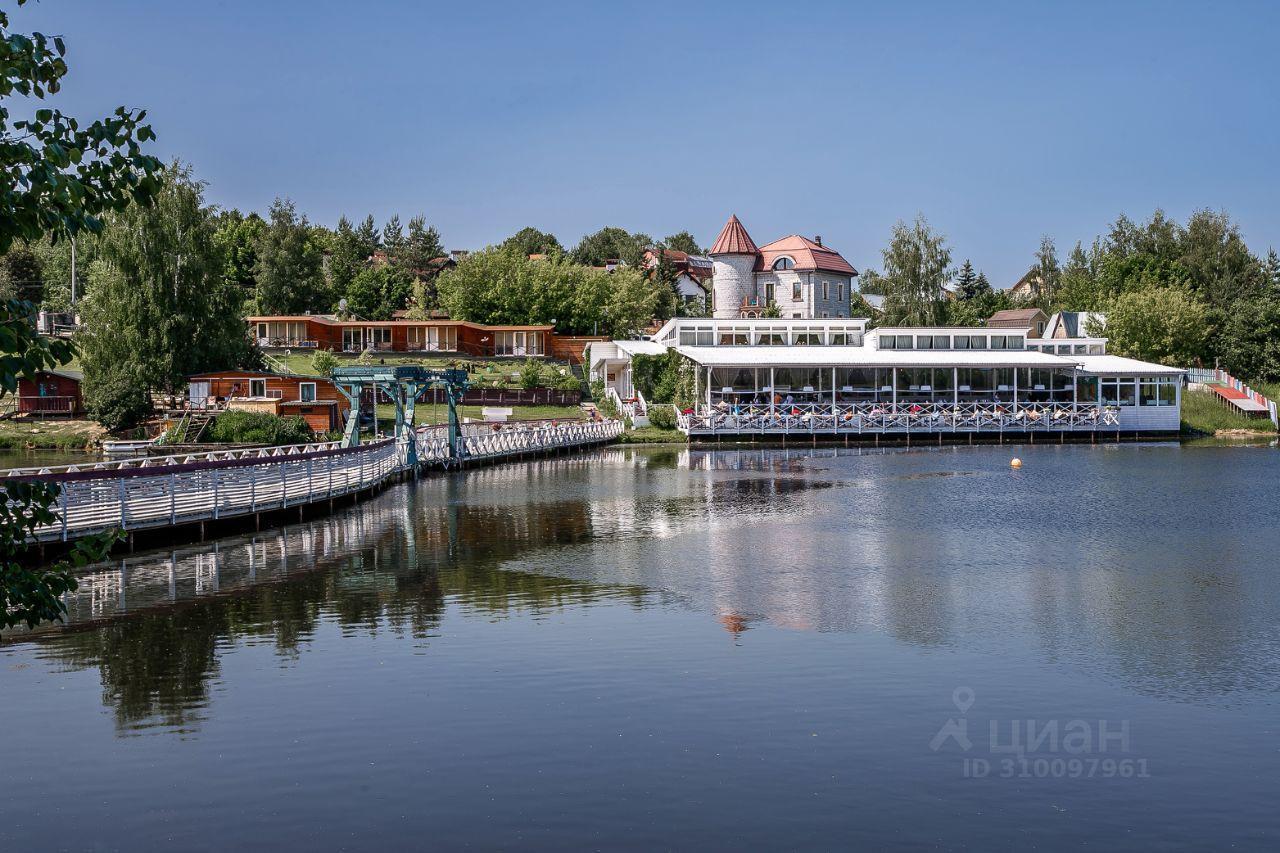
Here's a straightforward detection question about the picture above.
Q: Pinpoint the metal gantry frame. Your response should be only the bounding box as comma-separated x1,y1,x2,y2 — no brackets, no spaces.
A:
331,366,470,464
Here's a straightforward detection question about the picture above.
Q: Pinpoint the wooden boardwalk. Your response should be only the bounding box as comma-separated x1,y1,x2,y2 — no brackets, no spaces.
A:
3,419,623,544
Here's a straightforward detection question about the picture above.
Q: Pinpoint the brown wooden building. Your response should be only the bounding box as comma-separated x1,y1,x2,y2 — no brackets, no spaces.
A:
16,369,85,416
187,370,349,434
245,316,604,364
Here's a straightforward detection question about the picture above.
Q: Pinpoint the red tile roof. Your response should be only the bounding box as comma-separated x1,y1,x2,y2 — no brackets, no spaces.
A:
709,214,760,255
757,235,857,276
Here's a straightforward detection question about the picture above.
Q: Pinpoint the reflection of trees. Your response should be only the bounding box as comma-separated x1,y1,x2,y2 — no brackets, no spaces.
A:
29,469,647,731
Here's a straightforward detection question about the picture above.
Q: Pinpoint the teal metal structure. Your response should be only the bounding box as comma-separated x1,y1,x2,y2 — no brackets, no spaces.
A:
331,366,470,464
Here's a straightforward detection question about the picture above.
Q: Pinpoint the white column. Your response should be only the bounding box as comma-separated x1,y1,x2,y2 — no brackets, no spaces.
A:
1012,368,1019,411
706,367,712,410
769,368,776,417
693,364,699,414
891,368,897,408
953,367,959,407
831,367,837,417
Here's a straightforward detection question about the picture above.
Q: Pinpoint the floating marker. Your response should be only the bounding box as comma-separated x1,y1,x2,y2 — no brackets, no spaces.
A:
1010,458,1022,468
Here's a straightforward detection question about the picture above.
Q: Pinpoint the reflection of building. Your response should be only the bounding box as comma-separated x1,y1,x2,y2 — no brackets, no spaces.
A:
709,215,858,320
593,316,1184,435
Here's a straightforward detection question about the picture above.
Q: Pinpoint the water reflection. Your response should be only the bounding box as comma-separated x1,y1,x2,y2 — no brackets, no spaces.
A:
8,444,1280,732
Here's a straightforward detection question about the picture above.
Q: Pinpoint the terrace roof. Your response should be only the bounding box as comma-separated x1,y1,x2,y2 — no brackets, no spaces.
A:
674,346,1076,368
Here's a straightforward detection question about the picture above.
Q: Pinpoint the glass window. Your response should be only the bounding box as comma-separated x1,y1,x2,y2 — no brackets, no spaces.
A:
990,336,1007,350
678,329,697,346
916,335,934,350
822,281,830,300
932,335,951,350
880,335,897,350
249,378,266,397
969,336,988,350
1076,375,1099,402
953,336,970,350
1102,378,1137,406
1088,344,1104,354
1006,336,1024,350
695,327,713,346
792,282,803,301
895,335,913,349
299,382,317,402
1073,344,1086,354
773,257,795,270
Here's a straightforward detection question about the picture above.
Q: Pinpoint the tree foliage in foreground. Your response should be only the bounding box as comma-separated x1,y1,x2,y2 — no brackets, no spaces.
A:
3,0,158,629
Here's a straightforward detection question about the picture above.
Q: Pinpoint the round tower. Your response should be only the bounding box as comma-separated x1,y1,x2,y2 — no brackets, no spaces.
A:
708,214,760,319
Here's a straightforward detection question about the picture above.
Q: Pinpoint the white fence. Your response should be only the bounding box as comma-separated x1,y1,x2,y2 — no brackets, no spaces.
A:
677,402,1122,435
5,420,624,544
1191,368,1278,427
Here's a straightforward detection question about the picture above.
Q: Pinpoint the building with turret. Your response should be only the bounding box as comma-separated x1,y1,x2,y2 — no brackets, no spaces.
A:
708,214,859,320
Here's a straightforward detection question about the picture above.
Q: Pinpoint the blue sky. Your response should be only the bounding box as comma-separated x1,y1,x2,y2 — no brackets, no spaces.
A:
18,0,1280,285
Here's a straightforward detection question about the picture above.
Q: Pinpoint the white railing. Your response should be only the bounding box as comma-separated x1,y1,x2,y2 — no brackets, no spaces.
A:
11,440,400,543
1201,368,1279,427
6,419,625,544
680,402,1121,434
414,418,622,462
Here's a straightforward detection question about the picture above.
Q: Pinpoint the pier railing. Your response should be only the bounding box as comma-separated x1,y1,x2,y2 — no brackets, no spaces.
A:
6,439,400,542
4,420,624,544
679,402,1120,434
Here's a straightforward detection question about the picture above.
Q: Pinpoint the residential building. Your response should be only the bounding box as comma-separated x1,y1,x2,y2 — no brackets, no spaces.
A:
987,308,1048,337
15,369,84,416
1043,311,1106,339
187,370,349,434
708,215,859,320
643,248,713,310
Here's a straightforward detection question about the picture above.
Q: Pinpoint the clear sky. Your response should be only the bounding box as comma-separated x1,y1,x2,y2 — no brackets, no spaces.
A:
18,0,1280,285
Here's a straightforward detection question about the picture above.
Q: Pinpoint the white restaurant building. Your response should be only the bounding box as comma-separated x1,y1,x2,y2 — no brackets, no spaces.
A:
590,317,1184,437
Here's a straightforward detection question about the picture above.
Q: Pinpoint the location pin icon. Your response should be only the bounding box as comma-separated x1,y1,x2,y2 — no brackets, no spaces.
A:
953,686,975,713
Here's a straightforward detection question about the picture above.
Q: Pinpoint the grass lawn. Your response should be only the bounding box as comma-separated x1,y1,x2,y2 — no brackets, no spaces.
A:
266,351,580,391
1180,388,1278,435
0,418,105,449
616,426,686,444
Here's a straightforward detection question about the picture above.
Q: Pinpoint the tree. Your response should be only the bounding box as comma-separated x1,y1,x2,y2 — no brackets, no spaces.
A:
1220,295,1280,382
354,215,380,256
500,227,562,257
78,163,260,404
662,230,702,255
570,226,652,268
879,216,951,326
3,0,159,628
1103,283,1208,367
0,246,43,302
310,349,339,376
82,362,151,431
403,215,444,272
1032,235,1061,306
954,259,978,299
1264,249,1280,295
345,264,414,321
254,198,324,314
0,4,162,257
381,214,404,262
211,209,264,304
327,216,369,312
436,247,659,336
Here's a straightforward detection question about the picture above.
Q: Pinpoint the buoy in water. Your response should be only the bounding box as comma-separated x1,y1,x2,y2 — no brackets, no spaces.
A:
1010,458,1023,468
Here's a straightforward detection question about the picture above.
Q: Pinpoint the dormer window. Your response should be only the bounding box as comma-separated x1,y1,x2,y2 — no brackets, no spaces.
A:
773,257,796,271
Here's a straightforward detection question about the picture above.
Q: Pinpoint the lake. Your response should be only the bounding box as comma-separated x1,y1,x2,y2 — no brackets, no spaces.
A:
2,443,1278,850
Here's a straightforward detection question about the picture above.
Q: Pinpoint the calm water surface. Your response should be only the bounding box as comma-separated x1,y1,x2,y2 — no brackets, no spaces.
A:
3,443,1279,851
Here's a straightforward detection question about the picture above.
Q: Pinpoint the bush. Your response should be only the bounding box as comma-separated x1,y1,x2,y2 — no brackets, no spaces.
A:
205,410,315,446
646,404,676,430
553,370,582,391
84,366,153,432
311,349,340,375
519,358,545,389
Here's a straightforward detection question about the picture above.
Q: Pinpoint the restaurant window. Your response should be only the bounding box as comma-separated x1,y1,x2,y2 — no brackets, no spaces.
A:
953,336,970,350
1006,336,1024,350
895,335,913,349
916,335,934,350
990,336,1008,350
793,328,822,345
299,382,317,403
969,336,988,350
1088,344,1104,354
1102,378,1137,406
1076,376,1099,403
932,335,951,350
880,335,897,350
1073,344,1086,355
718,328,749,346
757,329,787,345
1057,344,1072,355
1140,378,1177,406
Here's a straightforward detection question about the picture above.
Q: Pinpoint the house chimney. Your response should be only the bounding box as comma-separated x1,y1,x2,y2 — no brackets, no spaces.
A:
814,235,823,246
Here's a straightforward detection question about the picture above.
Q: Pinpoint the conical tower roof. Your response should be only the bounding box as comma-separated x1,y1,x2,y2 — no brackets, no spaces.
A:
709,214,759,255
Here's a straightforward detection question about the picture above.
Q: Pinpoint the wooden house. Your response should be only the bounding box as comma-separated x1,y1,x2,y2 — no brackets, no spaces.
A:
187,370,349,434
16,369,85,416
